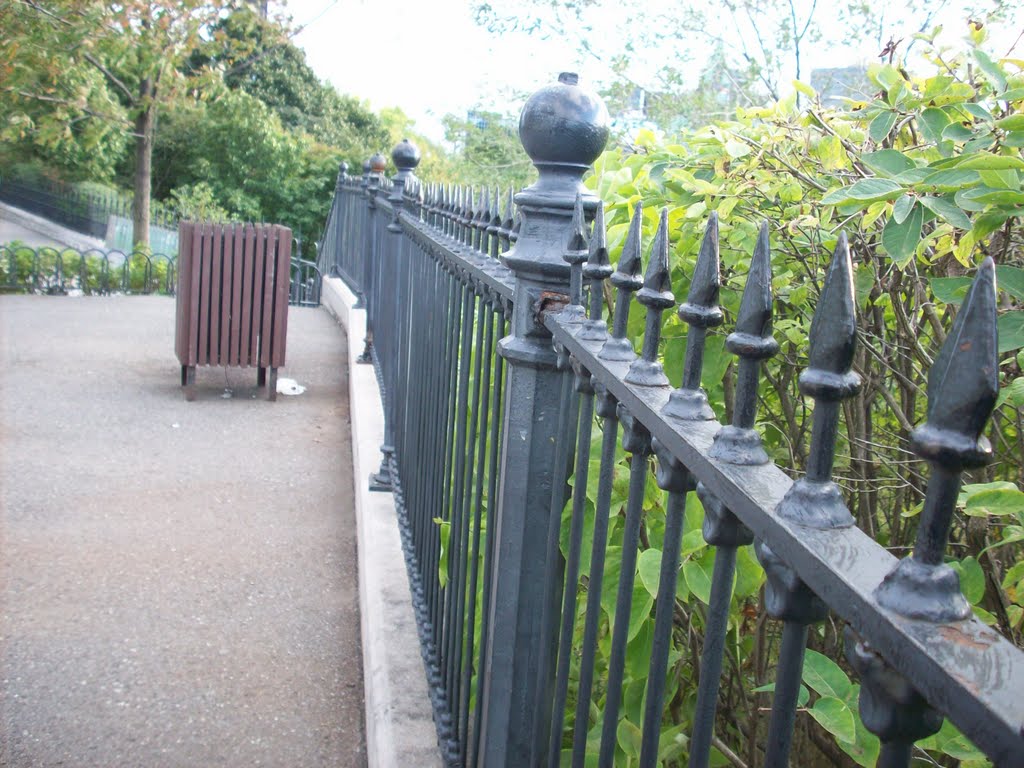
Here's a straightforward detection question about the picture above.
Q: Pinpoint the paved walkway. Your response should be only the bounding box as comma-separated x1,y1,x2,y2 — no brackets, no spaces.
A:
0,296,366,767
0,202,106,251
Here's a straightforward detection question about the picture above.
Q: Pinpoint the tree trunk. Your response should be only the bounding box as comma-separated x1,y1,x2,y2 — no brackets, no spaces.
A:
132,77,154,250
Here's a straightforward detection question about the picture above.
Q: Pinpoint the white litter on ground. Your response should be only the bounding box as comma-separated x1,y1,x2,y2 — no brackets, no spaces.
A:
276,378,306,396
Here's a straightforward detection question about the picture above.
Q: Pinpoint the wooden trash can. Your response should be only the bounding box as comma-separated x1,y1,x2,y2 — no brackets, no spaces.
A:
175,222,292,401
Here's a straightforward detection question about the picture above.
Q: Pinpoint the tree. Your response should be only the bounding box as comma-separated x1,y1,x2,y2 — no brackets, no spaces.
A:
441,109,535,190
193,6,389,159
2,1,241,247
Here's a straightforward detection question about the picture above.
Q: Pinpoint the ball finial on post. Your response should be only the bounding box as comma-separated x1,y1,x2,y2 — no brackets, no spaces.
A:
369,152,387,175
389,139,421,231
515,71,610,211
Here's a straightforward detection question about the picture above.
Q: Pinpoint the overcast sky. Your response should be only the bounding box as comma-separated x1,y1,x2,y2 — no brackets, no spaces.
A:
284,0,584,142
282,0,1022,143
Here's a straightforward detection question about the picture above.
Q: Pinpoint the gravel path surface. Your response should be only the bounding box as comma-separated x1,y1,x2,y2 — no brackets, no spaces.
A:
0,295,365,767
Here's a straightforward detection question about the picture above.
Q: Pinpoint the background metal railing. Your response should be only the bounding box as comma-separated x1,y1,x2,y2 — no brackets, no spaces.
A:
0,172,177,239
1,241,319,308
0,244,177,295
319,76,1023,768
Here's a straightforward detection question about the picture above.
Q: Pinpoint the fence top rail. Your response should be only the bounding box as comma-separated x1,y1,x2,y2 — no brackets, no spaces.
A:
398,208,515,302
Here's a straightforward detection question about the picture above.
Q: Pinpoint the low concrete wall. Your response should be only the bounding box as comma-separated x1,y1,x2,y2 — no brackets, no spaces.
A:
321,276,442,768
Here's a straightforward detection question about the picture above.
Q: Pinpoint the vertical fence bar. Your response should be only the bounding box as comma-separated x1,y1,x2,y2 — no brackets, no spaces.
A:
571,202,643,768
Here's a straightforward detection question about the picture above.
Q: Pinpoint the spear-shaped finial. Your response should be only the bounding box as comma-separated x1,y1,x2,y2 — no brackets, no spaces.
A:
487,187,502,259
625,207,674,385
599,202,644,361
777,232,861,529
709,222,779,465
561,192,590,324
449,185,459,237
579,203,613,341
462,186,475,245
664,213,723,421
876,257,999,622
510,207,522,244
497,187,514,251
475,186,491,252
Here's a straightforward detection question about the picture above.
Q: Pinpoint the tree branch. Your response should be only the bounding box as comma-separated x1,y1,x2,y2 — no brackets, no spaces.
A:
81,51,136,103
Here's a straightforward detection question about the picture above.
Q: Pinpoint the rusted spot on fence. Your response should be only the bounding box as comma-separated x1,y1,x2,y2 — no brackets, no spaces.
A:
535,290,570,322
939,624,997,650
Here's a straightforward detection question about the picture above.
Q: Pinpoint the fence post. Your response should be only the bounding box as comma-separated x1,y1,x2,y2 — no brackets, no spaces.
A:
357,154,385,365
476,73,609,767
370,141,420,493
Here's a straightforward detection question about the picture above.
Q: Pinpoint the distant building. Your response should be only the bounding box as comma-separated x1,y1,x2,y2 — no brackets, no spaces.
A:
810,66,871,108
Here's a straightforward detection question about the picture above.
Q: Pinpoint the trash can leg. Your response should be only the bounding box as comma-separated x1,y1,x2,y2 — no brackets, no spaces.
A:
184,366,196,402
257,366,266,387
267,367,278,401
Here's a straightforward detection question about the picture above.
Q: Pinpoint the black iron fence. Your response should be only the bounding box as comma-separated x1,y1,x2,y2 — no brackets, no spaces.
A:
318,75,1023,768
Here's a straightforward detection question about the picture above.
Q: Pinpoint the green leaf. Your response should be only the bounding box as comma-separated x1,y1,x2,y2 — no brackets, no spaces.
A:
949,556,986,605
793,79,817,99
733,546,764,599
965,487,1024,518
657,723,689,763
919,719,989,762
963,102,993,122
682,550,714,605
637,548,663,598
974,49,1008,92
821,178,903,206
918,107,950,143
998,310,1024,353
956,154,1024,170
809,696,857,744
958,186,1024,206
836,703,881,767
855,264,876,308
997,266,1024,300
628,581,654,642
920,168,981,191
942,121,976,141
869,111,898,143
997,377,1024,409
861,149,915,176
918,196,971,229
724,138,750,158
894,167,931,184
892,194,915,223
929,276,971,304
882,202,923,266
978,169,1020,190
802,649,853,700
996,114,1024,131
972,211,1010,240
435,518,450,587
601,546,622,618
617,718,642,758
